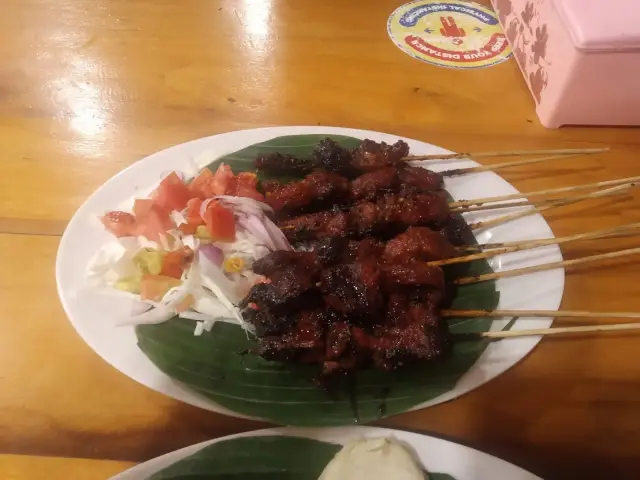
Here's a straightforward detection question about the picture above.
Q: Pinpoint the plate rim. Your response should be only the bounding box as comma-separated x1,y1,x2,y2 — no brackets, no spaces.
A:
110,425,542,480
56,125,565,422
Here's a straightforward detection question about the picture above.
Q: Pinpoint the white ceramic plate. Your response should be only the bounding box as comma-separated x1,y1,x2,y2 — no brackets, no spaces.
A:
56,126,564,419
112,426,541,479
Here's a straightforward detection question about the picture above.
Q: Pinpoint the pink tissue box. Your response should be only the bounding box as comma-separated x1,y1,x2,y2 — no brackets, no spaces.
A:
491,0,640,127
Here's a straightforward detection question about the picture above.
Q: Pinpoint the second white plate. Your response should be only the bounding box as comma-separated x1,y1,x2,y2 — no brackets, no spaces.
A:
113,426,541,480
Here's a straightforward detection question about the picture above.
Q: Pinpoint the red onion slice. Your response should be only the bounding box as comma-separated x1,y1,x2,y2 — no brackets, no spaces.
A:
214,195,274,215
263,215,292,251
200,244,224,266
237,214,277,250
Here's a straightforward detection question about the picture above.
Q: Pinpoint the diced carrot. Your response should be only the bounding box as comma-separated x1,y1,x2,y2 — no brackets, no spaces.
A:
140,275,182,302
160,247,193,279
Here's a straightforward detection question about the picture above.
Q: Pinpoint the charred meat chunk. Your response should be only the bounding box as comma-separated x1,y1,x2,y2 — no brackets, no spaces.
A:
313,237,351,266
264,180,313,213
385,291,440,329
310,237,384,265
325,321,352,360
278,208,349,242
308,170,350,201
383,226,456,262
255,152,312,175
382,263,445,291
244,308,296,336
313,138,357,177
251,250,317,277
348,201,379,236
437,213,476,246
350,167,398,201
348,237,385,262
320,261,382,316
380,193,450,226
372,324,451,370
264,170,349,213
351,139,410,172
397,165,444,193
257,309,326,362
241,264,320,313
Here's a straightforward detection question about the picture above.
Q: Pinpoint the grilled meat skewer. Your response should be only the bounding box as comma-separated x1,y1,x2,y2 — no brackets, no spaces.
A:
256,138,411,178
277,193,451,242
263,165,444,215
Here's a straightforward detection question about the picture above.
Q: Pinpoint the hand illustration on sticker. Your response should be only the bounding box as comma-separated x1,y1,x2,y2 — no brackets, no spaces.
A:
440,16,465,45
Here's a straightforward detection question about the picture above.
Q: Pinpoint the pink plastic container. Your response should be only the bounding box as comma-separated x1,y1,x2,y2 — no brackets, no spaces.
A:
491,0,640,127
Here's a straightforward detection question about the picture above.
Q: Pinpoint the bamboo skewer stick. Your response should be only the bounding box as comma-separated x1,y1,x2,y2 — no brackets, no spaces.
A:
449,175,640,208
452,198,551,213
429,222,640,267
457,229,639,253
452,188,625,213
403,147,609,162
442,309,640,319
442,152,590,176
455,246,640,285
481,323,640,339
456,223,640,253
469,183,634,231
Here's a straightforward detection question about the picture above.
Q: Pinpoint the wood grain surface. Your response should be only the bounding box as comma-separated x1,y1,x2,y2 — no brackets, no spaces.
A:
1,0,639,479
1,455,134,480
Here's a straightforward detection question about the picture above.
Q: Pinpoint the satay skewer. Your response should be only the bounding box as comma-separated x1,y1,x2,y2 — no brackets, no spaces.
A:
442,152,596,176
277,185,633,239
457,225,640,253
404,147,609,162
469,182,635,231
430,222,640,267
455,246,640,286
442,309,640,320
452,188,626,213
449,175,640,208
480,323,640,339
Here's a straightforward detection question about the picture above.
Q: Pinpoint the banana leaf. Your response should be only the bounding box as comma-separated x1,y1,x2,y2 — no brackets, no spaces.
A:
148,436,455,480
136,134,501,426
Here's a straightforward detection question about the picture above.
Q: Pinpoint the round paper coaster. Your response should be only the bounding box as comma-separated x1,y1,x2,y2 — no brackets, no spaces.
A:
388,0,512,69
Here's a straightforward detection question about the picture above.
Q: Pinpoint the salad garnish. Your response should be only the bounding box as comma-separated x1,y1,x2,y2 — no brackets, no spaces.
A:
89,162,290,334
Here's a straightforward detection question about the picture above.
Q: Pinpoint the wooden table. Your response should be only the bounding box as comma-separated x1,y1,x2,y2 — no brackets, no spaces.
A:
2,0,639,478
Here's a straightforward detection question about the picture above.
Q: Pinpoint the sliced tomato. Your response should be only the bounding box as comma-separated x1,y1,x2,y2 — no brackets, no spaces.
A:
101,211,137,237
185,198,205,225
203,201,236,242
236,172,264,201
161,247,193,279
189,169,214,198
178,223,199,235
140,274,182,302
210,163,237,196
153,172,195,211
134,203,174,241
177,198,205,234
133,199,155,218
